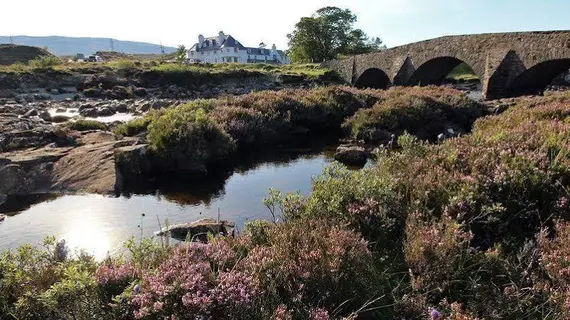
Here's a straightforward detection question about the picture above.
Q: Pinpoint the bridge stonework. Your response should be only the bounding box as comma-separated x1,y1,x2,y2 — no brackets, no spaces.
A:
325,31,570,99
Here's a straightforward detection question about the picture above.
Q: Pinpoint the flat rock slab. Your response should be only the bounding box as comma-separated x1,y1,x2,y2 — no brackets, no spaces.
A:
0,132,140,195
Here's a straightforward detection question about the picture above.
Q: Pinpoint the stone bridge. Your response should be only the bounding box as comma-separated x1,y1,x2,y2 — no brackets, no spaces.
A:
326,31,570,99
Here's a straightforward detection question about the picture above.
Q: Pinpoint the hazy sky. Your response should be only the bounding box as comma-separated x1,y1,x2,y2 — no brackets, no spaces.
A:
2,0,569,49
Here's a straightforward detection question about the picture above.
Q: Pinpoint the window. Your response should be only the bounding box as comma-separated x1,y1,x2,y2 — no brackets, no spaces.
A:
212,40,216,46
226,48,230,52
234,47,238,53
247,49,251,53
234,57,237,63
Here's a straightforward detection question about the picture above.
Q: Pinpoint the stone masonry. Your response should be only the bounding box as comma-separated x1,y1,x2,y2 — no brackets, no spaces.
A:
325,31,570,99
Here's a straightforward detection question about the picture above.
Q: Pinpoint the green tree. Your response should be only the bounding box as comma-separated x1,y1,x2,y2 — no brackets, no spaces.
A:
287,7,384,63
175,45,187,64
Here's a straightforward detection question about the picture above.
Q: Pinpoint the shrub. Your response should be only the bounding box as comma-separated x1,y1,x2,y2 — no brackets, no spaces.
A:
108,59,137,71
238,220,376,318
112,111,162,137
147,101,236,171
0,237,102,319
65,119,107,131
28,55,62,69
343,87,483,142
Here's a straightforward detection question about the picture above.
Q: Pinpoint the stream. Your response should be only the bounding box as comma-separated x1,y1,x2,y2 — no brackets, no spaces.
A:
0,147,368,259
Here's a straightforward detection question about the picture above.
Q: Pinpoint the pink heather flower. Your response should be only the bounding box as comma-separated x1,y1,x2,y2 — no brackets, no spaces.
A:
309,308,330,320
95,263,135,286
273,305,293,320
153,301,164,312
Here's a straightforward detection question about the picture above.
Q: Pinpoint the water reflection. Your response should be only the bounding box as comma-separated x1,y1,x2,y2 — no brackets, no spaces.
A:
0,149,339,260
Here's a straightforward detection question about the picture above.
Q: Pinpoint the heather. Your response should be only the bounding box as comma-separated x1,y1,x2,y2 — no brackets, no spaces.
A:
0,222,376,319
132,86,484,173
3,91,570,318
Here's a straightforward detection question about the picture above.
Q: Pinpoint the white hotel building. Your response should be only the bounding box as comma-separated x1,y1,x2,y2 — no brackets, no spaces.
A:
187,31,290,65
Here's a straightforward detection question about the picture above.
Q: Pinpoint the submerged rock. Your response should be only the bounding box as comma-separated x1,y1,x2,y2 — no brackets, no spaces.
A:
155,218,236,241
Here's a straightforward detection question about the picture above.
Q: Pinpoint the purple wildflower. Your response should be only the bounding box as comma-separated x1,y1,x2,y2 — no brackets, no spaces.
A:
429,308,441,319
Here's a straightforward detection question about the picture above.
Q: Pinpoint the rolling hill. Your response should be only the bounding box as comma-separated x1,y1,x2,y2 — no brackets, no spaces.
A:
0,36,176,56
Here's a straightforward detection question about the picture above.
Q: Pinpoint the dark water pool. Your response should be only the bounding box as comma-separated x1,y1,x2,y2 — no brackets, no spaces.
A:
0,148,365,259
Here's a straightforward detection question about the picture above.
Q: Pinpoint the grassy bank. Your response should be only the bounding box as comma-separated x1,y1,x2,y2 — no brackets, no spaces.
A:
113,86,483,174
0,58,330,79
6,88,569,319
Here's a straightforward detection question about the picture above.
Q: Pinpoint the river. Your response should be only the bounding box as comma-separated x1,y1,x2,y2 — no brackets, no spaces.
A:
0,147,367,259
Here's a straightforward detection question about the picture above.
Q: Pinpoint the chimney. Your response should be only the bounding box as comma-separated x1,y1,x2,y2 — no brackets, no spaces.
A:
272,44,277,51
218,31,225,45
198,34,205,46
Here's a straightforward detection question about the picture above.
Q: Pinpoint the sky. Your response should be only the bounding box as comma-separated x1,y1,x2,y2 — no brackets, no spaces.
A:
1,0,569,49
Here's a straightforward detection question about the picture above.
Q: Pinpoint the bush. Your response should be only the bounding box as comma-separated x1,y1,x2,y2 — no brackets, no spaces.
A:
112,112,159,137
147,101,236,171
28,55,62,69
0,237,102,319
237,220,377,318
108,59,137,71
343,86,483,142
65,119,107,131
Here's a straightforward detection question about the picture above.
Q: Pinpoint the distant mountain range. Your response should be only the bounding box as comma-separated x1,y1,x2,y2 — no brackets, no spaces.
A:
0,36,177,56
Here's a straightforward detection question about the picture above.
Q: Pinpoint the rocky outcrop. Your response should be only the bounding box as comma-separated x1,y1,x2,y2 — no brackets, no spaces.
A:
0,114,73,152
155,219,236,241
114,144,152,189
0,131,143,196
334,144,369,166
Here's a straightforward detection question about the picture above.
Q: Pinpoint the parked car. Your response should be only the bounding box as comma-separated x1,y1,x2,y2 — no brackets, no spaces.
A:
86,55,104,62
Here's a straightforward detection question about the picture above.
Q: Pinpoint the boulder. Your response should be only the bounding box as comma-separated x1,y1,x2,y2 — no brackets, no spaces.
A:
106,86,131,100
334,144,369,166
115,103,128,113
23,108,38,117
155,218,236,241
0,164,25,195
38,110,52,121
83,88,104,98
97,107,116,117
115,144,152,189
51,115,71,123
79,107,98,117
133,87,147,97
0,114,71,151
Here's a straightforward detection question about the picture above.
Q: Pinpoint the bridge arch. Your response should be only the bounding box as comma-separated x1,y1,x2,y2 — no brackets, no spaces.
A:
406,56,480,86
506,59,570,96
354,68,391,89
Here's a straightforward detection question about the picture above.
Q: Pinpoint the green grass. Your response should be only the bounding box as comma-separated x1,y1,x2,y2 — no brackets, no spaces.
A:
0,58,330,78
446,62,479,81
64,119,106,131
148,62,329,78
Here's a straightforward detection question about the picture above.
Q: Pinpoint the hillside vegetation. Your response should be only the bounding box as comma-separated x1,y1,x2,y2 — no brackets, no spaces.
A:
0,44,56,66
